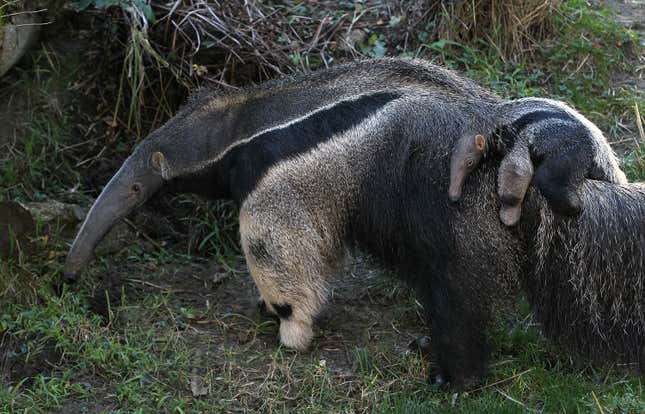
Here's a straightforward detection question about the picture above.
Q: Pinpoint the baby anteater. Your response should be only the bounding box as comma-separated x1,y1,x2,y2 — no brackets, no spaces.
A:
448,133,488,202
449,131,532,226
449,101,627,226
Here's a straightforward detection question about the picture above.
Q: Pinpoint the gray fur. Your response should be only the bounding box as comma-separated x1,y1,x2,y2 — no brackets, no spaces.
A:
142,58,500,180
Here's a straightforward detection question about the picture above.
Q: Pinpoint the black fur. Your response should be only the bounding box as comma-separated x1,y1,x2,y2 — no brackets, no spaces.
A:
272,303,293,319
225,92,400,203
521,182,645,370
337,104,520,387
496,110,598,215
507,110,573,135
529,118,594,215
495,110,574,156
168,92,401,203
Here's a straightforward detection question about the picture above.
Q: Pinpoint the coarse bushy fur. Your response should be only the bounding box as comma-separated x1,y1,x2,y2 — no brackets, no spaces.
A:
522,182,645,370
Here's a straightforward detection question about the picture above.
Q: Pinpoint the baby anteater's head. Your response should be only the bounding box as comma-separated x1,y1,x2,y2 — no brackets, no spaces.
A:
448,133,487,202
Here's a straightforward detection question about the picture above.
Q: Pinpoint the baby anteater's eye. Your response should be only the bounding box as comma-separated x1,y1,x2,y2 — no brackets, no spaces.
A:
466,159,474,167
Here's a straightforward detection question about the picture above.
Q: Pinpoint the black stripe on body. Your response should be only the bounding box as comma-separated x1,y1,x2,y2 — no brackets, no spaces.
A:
510,110,573,131
497,110,575,149
224,92,401,203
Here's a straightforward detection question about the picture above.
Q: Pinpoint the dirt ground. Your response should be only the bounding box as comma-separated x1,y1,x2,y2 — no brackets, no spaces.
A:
99,254,428,378
608,0,645,90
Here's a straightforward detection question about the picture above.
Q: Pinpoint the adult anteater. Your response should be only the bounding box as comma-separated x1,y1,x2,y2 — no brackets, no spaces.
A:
63,58,636,387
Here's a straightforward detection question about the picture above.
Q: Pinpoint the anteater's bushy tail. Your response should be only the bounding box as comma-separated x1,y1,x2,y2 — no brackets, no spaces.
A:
523,181,645,371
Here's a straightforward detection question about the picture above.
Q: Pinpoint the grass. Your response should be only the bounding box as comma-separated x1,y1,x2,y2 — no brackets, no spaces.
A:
624,141,645,181
0,0,14,28
1,0,644,412
1,260,642,412
413,0,644,134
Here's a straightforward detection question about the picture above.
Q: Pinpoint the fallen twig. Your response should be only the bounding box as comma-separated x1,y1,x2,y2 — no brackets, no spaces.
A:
591,390,605,414
125,278,191,293
468,368,534,393
634,102,645,144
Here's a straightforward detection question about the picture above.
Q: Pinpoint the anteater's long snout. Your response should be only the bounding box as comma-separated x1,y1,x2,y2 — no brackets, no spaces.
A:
448,162,467,202
448,179,464,202
64,159,163,282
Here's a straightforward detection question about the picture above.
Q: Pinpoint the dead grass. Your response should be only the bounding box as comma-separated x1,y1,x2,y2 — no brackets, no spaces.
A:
149,0,562,83
428,0,561,61
74,0,566,140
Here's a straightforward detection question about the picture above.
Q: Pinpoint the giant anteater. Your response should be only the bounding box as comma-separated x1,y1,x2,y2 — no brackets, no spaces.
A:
64,58,635,387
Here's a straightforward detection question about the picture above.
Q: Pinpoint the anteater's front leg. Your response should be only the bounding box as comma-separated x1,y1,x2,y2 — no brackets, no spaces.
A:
239,204,342,351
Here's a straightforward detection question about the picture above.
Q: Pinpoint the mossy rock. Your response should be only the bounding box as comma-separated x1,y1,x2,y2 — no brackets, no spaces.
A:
0,1,42,77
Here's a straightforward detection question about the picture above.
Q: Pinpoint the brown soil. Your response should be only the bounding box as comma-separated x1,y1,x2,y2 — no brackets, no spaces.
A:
0,335,63,384
94,253,428,373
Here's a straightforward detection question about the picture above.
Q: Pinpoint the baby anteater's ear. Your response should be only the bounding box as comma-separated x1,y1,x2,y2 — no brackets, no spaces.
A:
475,134,486,152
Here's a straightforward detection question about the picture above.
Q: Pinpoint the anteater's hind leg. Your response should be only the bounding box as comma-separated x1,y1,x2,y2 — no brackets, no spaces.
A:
415,271,491,389
239,206,343,351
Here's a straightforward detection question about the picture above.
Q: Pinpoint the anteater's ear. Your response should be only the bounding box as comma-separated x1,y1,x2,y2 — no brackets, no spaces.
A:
475,134,486,152
150,151,169,179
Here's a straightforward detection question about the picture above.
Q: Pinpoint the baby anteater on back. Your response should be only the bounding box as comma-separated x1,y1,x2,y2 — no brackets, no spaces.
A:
449,100,627,226
448,133,488,202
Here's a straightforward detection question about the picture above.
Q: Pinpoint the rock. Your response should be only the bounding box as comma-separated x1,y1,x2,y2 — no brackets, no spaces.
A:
21,200,86,239
0,201,34,256
0,197,140,261
22,200,86,226
0,199,85,257
0,2,42,77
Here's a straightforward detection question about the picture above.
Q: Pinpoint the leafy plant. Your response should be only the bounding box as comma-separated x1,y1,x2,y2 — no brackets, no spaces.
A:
360,34,387,58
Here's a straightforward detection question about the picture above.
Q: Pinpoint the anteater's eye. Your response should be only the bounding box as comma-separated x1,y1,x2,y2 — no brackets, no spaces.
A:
466,160,474,167
131,184,141,194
